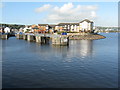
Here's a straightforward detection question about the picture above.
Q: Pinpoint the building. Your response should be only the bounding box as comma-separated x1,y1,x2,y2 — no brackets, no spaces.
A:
38,24,49,31
30,24,50,33
49,25,56,33
4,27,11,33
55,23,79,32
22,25,33,33
31,25,39,33
30,19,94,33
79,19,93,32
54,19,94,32
37,24,49,33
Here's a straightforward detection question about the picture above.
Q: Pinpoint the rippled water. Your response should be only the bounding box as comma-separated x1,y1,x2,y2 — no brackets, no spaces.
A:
2,33,118,88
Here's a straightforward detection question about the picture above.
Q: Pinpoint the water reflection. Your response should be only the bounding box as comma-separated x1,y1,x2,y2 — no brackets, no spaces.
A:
25,39,93,59
52,45,69,58
51,40,93,59
68,40,93,58
79,40,93,57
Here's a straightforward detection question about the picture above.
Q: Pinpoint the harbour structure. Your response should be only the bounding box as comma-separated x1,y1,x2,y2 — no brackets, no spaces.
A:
0,33,9,39
15,33,69,46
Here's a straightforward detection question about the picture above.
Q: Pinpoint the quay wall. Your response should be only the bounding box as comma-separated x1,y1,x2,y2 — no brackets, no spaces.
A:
0,34,9,39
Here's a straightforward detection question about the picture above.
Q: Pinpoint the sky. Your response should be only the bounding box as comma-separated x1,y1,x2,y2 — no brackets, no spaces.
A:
0,1,118,27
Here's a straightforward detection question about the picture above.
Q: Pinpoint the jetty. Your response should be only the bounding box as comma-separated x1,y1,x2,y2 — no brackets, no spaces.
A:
0,34,8,39
15,33,69,46
0,32,106,45
0,32,16,39
14,32,105,45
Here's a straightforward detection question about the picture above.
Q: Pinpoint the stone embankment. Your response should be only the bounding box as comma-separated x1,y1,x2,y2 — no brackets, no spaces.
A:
69,34,106,40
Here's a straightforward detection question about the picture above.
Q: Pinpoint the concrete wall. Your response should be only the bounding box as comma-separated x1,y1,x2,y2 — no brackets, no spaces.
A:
52,35,69,46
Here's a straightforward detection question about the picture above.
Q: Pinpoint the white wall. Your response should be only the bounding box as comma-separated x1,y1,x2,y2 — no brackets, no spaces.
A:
70,25,74,32
79,21,93,31
4,27,10,33
74,25,77,32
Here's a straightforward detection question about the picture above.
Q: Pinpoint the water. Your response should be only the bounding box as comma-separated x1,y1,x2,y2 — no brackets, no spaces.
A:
2,33,118,88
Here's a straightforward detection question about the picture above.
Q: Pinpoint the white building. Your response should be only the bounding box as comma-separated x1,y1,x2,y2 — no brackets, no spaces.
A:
56,23,80,32
23,26,33,33
54,19,94,32
79,19,93,32
4,27,10,33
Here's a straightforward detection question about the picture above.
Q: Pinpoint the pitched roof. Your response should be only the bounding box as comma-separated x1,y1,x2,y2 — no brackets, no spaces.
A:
58,23,79,26
49,25,56,28
79,19,93,23
32,26,39,29
38,24,49,26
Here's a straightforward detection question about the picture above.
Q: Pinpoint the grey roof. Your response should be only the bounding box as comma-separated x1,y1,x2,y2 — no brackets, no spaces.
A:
49,25,56,28
38,24,49,26
79,19,93,23
58,23,79,26
32,26,39,29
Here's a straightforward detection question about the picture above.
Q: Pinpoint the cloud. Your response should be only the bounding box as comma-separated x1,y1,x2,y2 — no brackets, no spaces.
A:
37,3,98,23
91,11,97,17
35,4,51,13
